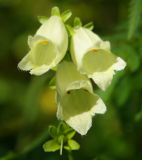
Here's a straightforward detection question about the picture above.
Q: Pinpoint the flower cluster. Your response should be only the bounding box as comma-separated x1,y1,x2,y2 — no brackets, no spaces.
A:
18,7,126,135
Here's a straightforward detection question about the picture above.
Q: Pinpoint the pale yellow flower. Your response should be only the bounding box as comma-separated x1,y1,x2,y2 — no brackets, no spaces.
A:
71,27,126,90
18,16,68,75
56,61,106,135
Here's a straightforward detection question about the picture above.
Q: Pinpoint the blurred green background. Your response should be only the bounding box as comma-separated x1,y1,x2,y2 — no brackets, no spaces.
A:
0,0,142,159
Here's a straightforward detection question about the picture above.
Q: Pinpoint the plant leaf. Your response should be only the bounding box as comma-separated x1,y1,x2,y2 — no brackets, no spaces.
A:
66,131,76,139
128,0,142,39
68,139,80,150
37,16,48,24
43,139,60,152
61,9,72,22
51,6,60,16
74,17,82,28
48,126,57,138
84,22,94,30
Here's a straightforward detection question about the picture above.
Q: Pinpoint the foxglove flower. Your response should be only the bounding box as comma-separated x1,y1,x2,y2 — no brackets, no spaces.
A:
56,61,106,135
70,27,126,90
18,8,68,75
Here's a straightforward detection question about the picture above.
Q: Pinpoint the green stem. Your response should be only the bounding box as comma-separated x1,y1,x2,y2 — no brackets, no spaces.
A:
68,151,74,160
60,136,64,155
0,124,50,160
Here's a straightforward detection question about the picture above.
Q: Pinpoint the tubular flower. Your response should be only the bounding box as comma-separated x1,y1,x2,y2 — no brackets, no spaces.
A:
18,15,68,75
56,61,106,135
70,27,126,90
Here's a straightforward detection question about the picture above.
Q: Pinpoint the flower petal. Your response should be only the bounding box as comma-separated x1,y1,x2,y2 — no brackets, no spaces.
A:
90,97,106,115
70,27,109,68
56,61,93,96
82,49,116,74
88,53,126,90
28,35,47,48
29,39,59,66
91,68,115,91
36,16,68,55
30,65,50,75
113,57,126,71
18,54,33,71
19,37,60,75
58,89,106,135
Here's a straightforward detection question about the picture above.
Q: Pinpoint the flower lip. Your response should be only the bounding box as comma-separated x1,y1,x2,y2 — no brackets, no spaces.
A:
82,48,116,75
29,39,59,66
61,89,98,116
58,88,106,135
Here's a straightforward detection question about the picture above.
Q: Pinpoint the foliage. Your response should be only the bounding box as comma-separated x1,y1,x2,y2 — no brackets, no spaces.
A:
0,0,142,160
128,0,142,39
43,122,79,155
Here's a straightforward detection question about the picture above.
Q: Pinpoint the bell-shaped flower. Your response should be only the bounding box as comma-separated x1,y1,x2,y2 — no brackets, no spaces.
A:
18,8,68,75
56,61,106,135
70,27,126,90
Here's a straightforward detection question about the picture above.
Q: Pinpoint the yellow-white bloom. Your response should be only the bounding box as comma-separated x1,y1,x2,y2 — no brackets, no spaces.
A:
18,16,68,75
56,61,106,135
70,27,126,90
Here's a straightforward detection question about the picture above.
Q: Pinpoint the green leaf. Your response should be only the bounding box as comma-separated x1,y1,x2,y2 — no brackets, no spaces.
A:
64,145,71,151
58,135,64,144
74,17,82,28
84,22,94,30
128,0,142,39
48,126,57,138
135,108,142,122
37,16,48,24
57,122,70,134
61,9,72,22
24,72,54,124
68,139,80,150
66,25,75,36
66,131,76,139
43,139,60,152
114,44,140,72
51,6,60,16
48,76,56,89
114,77,131,107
